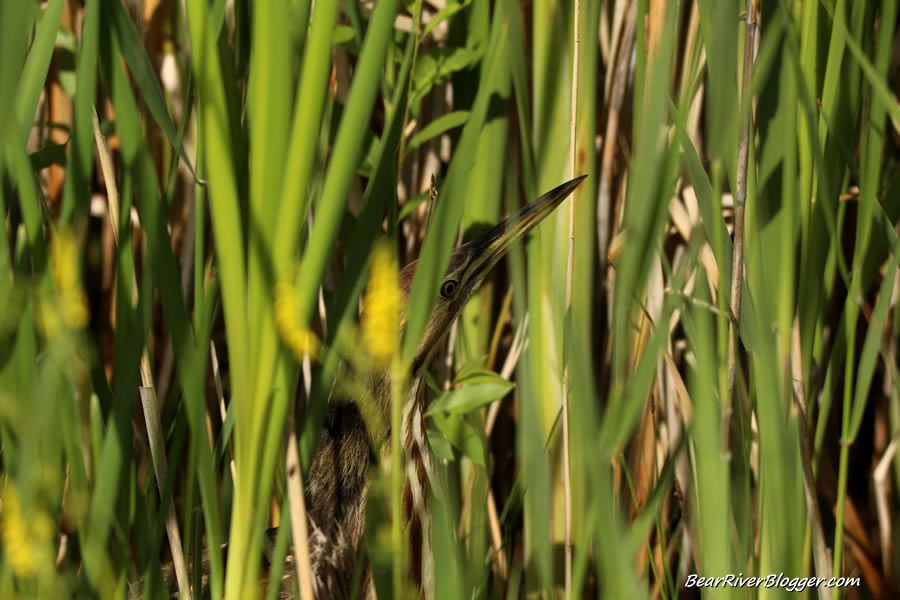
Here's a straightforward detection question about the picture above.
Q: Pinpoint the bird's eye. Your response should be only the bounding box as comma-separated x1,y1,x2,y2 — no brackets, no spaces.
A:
440,279,459,299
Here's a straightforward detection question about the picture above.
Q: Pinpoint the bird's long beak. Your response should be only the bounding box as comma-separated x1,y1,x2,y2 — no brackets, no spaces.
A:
463,175,587,286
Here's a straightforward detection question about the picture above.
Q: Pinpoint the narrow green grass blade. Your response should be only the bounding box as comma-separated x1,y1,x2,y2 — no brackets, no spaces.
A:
502,0,535,197
608,1,677,401
100,14,226,598
288,0,312,65
246,0,293,374
60,0,100,223
526,0,575,588
5,133,45,253
85,244,143,600
0,0,32,165
460,60,509,362
682,271,734,593
272,0,341,276
848,247,900,442
834,11,900,126
402,19,508,365
184,0,250,422
836,7,897,559
98,17,194,373
238,5,342,462
14,0,64,138
104,0,197,178
568,4,602,591
695,0,740,181
669,97,733,285
742,4,806,578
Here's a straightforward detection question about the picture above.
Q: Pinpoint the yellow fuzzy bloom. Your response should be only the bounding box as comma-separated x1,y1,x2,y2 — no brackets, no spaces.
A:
274,282,320,361
1,485,54,578
34,298,63,338
361,240,401,368
49,230,89,330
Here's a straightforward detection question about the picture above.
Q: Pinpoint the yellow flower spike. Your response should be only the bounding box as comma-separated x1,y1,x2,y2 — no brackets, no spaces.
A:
361,239,401,368
61,294,90,328
1,485,54,578
34,297,62,338
49,229,89,330
274,281,320,361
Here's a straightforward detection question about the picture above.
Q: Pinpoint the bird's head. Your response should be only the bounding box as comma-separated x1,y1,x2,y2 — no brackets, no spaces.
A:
399,175,587,375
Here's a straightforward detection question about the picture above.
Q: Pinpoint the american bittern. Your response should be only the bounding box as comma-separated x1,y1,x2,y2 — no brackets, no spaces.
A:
131,176,585,599
305,175,586,598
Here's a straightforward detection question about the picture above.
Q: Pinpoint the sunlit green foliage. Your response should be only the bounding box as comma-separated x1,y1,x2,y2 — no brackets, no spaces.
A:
1,1,898,598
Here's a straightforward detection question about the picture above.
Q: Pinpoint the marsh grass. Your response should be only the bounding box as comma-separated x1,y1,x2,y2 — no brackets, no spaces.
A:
1,0,899,598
